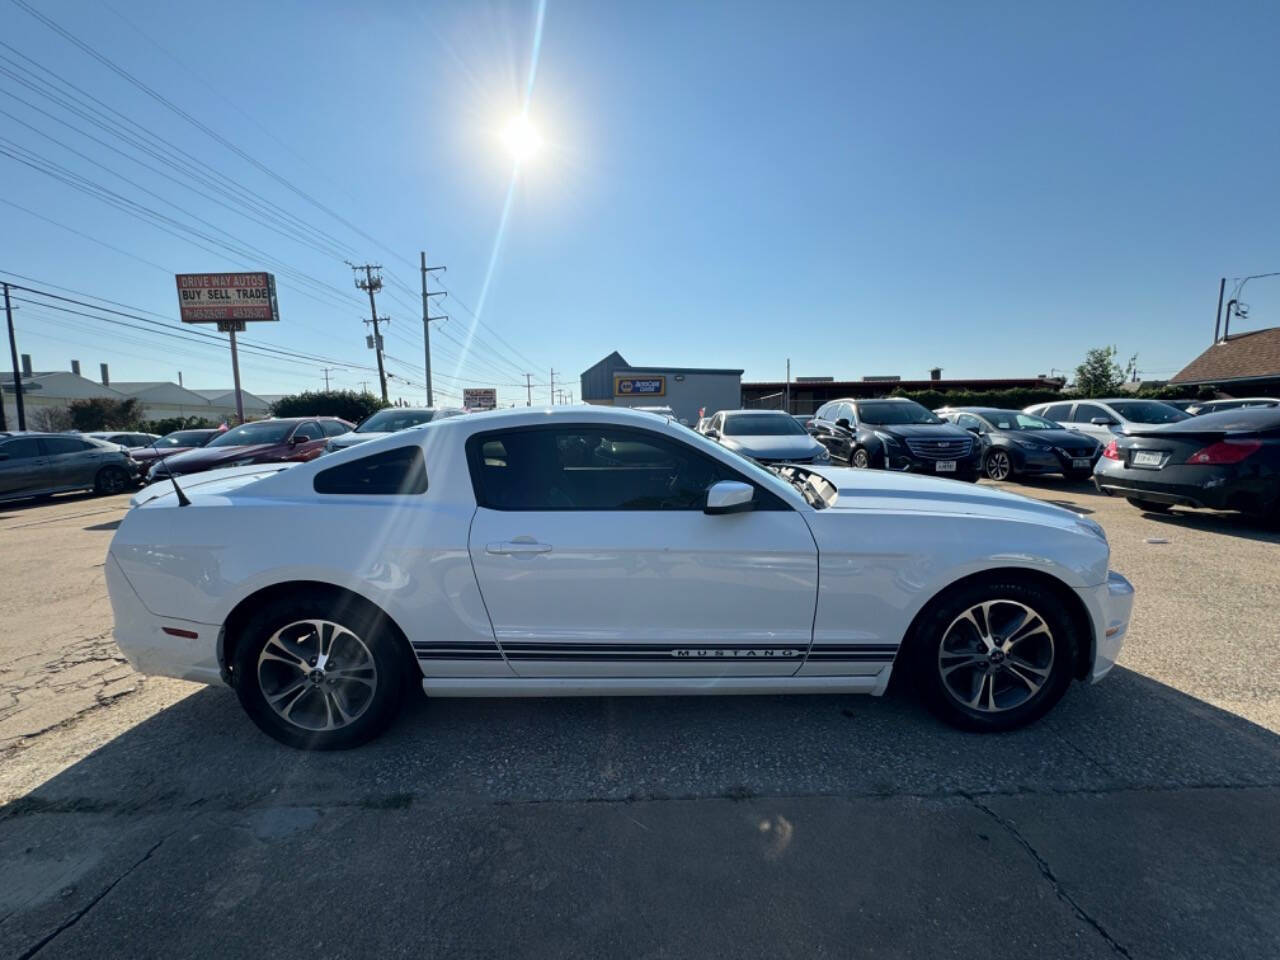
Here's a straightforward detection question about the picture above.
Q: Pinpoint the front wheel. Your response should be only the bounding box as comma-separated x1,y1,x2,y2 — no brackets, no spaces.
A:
911,579,1078,732
1126,497,1171,514
235,594,406,749
983,449,1013,481
851,447,871,469
94,465,131,495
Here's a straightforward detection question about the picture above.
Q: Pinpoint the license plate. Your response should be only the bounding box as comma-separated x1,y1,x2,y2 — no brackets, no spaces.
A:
1072,458,1091,469
1132,451,1163,468
935,460,956,472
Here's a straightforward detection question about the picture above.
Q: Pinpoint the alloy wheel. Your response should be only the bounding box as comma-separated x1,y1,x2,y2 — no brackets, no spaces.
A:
985,450,1012,481
937,600,1054,713
256,619,379,732
852,449,870,468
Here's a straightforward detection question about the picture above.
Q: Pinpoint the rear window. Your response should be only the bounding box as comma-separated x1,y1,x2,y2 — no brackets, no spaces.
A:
313,446,428,495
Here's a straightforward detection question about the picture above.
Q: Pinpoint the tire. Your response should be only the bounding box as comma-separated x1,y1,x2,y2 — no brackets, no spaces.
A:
94,465,131,495
910,578,1079,732
851,447,871,469
983,449,1013,481
234,593,407,750
1126,497,1171,514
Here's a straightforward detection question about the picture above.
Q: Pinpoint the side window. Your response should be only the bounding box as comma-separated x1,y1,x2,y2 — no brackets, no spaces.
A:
840,403,855,424
955,414,984,432
0,438,43,459
292,421,323,442
815,402,831,421
469,426,754,511
314,445,427,495
711,413,723,433
1043,403,1073,421
320,420,348,437
42,437,94,455
1072,403,1108,423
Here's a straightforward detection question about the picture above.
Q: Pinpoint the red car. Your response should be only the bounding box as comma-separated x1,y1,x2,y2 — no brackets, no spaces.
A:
148,418,353,480
128,428,221,474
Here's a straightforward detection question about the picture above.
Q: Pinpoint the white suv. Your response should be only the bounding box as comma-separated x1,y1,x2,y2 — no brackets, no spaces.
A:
1024,398,1189,445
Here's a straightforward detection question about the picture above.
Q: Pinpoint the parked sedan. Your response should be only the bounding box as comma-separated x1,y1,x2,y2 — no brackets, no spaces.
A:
128,428,220,472
1024,398,1189,445
107,406,1133,749
1182,397,1278,417
811,397,981,480
86,431,160,449
150,417,352,479
703,409,830,464
936,408,1100,481
324,407,465,454
0,432,136,501
1093,407,1280,518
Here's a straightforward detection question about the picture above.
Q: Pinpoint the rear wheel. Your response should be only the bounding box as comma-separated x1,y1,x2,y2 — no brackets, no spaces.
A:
1126,497,1171,514
94,465,131,495
984,449,1013,481
911,578,1078,732
234,594,406,749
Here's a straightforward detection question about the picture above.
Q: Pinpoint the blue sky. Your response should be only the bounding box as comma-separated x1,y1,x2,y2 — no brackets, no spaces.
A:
2,0,1278,405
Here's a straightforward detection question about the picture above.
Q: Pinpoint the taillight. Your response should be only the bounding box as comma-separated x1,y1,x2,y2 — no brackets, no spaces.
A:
1185,440,1261,465
1102,439,1121,460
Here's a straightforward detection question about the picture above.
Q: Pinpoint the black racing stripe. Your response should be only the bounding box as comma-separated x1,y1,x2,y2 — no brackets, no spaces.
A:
497,642,812,652
804,655,895,662
416,653,505,661
504,653,804,661
411,642,502,651
809,645,899,653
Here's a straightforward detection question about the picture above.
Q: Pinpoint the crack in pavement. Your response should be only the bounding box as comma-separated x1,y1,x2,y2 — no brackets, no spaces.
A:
966,793,1133,959
15,833,169,960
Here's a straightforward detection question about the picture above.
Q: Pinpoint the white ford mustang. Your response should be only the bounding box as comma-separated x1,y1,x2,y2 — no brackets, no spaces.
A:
107,406,1134,750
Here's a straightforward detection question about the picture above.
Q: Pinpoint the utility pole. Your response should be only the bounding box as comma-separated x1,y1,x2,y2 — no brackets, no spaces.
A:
350,263,388,402
4,283,25,431
1213,277,1226,343
420,252,446,406
322,367,335,391
785,358,791,413
550,369,557,405
524,373,533,406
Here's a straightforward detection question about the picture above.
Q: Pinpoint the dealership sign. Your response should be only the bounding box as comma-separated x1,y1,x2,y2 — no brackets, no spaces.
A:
614,375,665,397
176,272,279,324
463,387,498,410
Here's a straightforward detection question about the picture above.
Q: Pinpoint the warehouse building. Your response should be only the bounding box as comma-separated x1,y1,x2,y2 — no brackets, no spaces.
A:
580,351,743,424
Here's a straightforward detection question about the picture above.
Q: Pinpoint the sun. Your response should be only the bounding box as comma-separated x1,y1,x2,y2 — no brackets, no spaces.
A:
501,114,543,162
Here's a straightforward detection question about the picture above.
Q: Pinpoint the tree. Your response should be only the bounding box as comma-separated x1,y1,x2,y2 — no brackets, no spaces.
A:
31,406,75,432
67,397,142,431
142,416,218,435
1073,346,1125,397
268,389,388,423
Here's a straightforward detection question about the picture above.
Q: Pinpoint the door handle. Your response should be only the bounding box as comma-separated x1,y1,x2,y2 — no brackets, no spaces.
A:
486,539,552,556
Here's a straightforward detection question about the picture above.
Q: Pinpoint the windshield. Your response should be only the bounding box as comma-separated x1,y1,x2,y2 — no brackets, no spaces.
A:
356,410,437,433
206,422,294,447
985,411,1059,431
158,431,211,448
1108,401,1190,424
722,414,807,436
856,401,942,425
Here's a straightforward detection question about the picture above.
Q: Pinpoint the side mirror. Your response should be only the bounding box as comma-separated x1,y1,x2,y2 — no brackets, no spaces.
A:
704,480,754,515
835,418,851,430
963,425,982,434
706,428,720,440
1090,417,1117,426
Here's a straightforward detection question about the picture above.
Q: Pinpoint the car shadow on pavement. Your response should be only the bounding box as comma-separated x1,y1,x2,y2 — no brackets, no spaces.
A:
2,667,1278,959
1140,508,1280,544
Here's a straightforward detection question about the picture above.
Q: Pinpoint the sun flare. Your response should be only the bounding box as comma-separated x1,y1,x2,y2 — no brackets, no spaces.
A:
501,114,543,162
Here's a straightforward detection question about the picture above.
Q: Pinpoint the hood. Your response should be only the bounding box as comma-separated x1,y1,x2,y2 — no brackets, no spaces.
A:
129,445,193,464
863,422,970,440
720,434,826,459
328,432,383,448
160,443,281,471
804,465,1102,535
1006,429,1096,448
130,463,296,508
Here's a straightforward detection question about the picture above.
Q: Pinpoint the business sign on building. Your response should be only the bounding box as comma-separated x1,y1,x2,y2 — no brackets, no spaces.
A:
176,272,279,324
463,387,497,410
614,375,665,397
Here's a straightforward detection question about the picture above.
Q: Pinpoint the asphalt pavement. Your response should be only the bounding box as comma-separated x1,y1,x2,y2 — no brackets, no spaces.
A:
1,480,1277,959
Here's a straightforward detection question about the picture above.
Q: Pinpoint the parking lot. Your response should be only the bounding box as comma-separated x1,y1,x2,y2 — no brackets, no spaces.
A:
1,481,1278,959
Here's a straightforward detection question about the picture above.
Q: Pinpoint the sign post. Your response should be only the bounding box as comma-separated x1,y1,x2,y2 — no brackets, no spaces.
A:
175,272,278,423
463,387,497,411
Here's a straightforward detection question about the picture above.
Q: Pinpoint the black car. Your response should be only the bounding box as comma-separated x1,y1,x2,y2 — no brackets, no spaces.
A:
936,407,1101,481
1092,407,1280,518
810,397,981,481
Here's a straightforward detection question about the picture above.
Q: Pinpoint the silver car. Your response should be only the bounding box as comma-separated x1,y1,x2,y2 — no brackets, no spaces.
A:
324,407,466,454
0,432,137,502
703,410,831,465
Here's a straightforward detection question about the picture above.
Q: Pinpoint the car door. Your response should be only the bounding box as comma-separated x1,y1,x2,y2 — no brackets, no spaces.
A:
41,436,109,488
465,423,819,678
1069,402,1116,444
831,403,857,461
287,421,327,460
1039,402,1074,429
0,437,52,497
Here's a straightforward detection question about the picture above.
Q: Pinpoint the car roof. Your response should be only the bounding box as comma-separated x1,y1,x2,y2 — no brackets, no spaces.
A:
723,409,789,415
